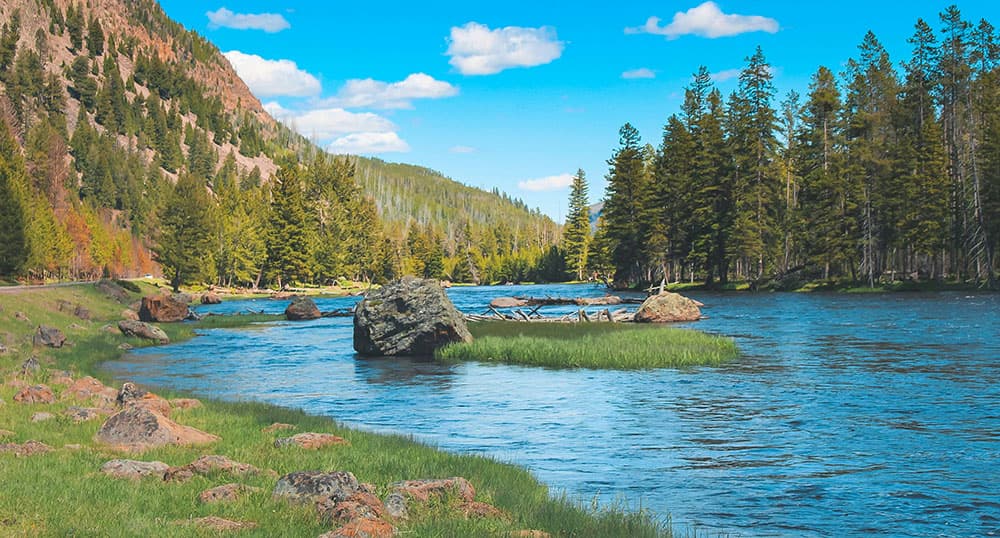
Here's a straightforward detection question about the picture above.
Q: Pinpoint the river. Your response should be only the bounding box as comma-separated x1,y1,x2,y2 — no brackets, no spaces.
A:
103,284,1000,537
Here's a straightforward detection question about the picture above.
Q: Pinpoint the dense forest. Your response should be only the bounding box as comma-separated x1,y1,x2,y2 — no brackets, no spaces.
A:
591,6,999,290
0,0,562,289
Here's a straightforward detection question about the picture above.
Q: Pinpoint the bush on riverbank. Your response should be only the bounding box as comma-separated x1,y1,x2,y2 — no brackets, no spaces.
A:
0,284,670,537
437,321,738,369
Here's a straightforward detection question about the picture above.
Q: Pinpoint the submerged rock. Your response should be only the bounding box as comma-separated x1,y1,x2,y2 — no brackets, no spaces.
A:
285,296,321,321
353,277,472,356
633,292,702,323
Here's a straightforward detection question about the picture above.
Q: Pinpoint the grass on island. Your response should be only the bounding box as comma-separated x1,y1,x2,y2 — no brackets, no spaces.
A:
437,321,738,370
0,283,670,537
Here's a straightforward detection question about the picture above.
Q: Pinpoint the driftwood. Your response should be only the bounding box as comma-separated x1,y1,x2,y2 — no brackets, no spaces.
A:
320,308,354,318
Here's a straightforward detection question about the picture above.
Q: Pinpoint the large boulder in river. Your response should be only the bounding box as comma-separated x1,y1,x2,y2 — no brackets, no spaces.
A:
353,277,472,356
200,292,222,305
633,292,702,323
285,297,321,321
138,294,190,323
118,320,169,344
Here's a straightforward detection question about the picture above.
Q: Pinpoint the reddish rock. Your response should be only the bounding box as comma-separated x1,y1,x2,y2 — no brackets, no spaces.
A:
462,501,508,520
198,483,262,504
65,407,108,422
633,292,702,323
100,459,170,479
116,383,171,416
390,477,476,504
63,376,112,401
320,518,396,538
164,454,261,482
95,406,219,452
121,309,140,321
175,517,257,532
262,422,296,433
48,371,74,386
274,432,350,450
0,440,52,456
13,384,55,404
317,492,387,523
169,398,202,410
138,294,191,323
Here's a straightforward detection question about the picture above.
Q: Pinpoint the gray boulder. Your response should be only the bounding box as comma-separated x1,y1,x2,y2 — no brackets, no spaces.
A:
634,292,702,323
353,277,472,356
33,325,66,348
285,297,321,321
118,320,169,344
273,470,360,504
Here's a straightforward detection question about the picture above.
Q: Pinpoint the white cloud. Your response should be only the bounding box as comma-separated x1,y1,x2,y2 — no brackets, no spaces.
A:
324,73,458,109
207,8,290,33
449,145,476,154
282,108,396,140
622,68,656,79
626,2,778,39
224,51,321,97
518,173,574,192
447,22,564,75
709,68,741,82
328,132,411,154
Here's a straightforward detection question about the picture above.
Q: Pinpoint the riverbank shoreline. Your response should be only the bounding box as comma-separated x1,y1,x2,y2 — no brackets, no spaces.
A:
0,281,670,537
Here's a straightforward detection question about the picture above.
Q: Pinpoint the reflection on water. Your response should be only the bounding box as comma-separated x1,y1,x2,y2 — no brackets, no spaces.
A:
103,284,1000,537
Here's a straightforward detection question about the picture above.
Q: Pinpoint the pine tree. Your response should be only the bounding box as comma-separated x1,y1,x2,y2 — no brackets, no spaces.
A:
602,123,647,288
266,164,312,287
561,169,590,280
156,173,215,291
0,114,27,276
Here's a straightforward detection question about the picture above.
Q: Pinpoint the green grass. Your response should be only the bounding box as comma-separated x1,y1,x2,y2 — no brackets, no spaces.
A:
437,321,739,370
0,283,671,537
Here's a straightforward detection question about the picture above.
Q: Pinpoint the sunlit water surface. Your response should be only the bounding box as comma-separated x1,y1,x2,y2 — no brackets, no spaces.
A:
103,284,1000,537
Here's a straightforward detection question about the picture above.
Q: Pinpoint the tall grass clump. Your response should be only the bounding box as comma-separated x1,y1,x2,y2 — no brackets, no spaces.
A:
437,321,738,369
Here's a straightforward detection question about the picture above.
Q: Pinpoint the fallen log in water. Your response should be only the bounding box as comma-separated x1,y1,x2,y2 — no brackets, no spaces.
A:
320,308,355,318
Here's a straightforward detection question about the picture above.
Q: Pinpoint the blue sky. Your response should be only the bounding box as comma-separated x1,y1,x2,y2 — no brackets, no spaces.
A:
159,1,997,221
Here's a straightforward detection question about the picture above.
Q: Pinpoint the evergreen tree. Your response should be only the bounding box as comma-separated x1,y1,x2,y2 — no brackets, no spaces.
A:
601,123,647,288
561,169,591,280
266,164,312,287
0,115,27,275
156,173,215,291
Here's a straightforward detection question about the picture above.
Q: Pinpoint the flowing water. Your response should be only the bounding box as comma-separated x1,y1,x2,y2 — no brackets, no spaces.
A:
103,284,1000,537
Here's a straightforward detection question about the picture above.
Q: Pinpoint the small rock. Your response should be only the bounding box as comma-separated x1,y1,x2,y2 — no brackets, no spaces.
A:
0,440,52,457
317,492,387,523
116,384,171,416
13,384,55,404
117,320,169,344
30,411,55,422
68,323,85,331
198,483,262,504
100,459,170,479
462,501,508,520
390,477,476,504
14,311,29,322
383,492,408,519
95,406,220,452
320,518,397,538
0,429,14,438
164,454,261,482
169,398,201,410
121,309,139,321
74,305,91,320
0,343,7,354
285,296,321,321
174,517,257,532
201,292,222,305
117,343,133,351
633,292,702,323
33,325,66,348
48,371,74,386
20,356,41,375
273,471,360,505
262,422,296,433
65,407,106,422
511,531,552,538
274,432,349,450
63,376,112,402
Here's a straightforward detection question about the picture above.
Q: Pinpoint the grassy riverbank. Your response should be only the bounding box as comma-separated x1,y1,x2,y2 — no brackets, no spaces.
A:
0,283,669,537
437,321,738,370
662,278,994,293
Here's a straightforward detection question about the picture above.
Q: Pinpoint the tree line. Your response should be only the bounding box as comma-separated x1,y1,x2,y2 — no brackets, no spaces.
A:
591,6,998,289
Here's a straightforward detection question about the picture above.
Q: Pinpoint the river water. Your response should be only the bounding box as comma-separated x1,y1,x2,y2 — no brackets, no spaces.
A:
103,284,1000,537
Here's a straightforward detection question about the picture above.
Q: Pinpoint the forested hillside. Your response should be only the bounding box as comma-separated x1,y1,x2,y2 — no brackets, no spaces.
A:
0,0,561,288
594,6,999,290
